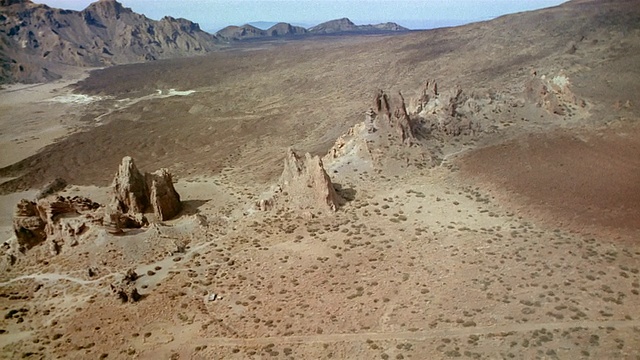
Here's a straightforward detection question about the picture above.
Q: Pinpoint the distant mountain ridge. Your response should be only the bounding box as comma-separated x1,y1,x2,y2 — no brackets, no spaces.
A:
0,0,410,83
0,0,218,83
216,17,408,41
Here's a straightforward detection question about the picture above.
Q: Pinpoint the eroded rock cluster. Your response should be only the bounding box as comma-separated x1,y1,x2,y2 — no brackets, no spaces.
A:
524,72,586,115
12,196,102,254
371,90,416,145
323,88,439,173
10,156,182,255
106,156,182,231
411,80,482,137
257,148,343,213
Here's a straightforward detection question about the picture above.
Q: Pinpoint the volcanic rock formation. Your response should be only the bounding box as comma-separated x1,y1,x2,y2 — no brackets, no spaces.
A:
411,80,483,137
110,156,149,215
216,17,406,41
12,199,46,250
372,90,416,145
147,169,182,221
324,89,438,174
108,156,182,222
257,148,342,213
12,196,102,254
308,18,408,34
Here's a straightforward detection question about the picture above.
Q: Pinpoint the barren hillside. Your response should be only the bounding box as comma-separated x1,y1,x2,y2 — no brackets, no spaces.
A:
0,0,639,358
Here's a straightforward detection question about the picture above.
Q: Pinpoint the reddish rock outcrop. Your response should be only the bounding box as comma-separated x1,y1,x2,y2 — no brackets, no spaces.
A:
372,90,416,145
147,169,182,221
108,156,182,222
12,196,102,253
258,148,342,213
110,156,149,214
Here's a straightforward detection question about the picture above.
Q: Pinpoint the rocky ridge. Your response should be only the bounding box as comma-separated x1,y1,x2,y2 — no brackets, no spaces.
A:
9,156,182,260
216,17,408,41
308,18,409,34
0,0,218,83
216,22,308,41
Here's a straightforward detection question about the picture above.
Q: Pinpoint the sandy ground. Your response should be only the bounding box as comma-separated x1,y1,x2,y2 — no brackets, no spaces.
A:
0,69,97,168
1,1,639,358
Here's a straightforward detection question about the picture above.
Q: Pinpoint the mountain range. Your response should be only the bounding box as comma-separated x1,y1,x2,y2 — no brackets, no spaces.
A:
0,0,217,83
0,0,409,83
215,18,408,41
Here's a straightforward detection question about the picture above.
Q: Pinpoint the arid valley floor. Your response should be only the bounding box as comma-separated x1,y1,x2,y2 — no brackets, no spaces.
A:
1,0,640,359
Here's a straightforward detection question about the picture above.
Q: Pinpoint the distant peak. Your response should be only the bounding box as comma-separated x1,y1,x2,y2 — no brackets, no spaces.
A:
85,0,129,13
330,18,354,24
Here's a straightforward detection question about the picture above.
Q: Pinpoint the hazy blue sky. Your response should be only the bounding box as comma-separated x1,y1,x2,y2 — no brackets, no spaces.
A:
37,0,568,32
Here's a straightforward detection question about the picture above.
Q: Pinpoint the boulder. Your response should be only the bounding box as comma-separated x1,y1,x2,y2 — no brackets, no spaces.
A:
147,169,182,221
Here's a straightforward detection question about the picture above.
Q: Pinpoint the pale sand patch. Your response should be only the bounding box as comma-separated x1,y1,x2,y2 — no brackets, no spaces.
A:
0,68,95,106
0,68,97,168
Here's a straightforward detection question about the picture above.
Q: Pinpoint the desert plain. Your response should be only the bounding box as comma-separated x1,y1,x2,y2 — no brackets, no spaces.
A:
1,0,640,359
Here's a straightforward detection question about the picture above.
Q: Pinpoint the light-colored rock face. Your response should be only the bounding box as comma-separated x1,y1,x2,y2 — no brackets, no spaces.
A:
372,90,416,145
110,156,149,215
524,73,587,115
147,169,182,221
280,148,342,212
258,148,342,213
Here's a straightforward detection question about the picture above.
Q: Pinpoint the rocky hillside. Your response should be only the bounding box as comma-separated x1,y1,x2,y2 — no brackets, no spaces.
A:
0,0,218,83
308,18,408,34
216,17,407,41
216,22,308,41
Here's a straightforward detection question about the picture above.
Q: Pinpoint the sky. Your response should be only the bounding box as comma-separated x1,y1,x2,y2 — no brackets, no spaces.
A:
37,0,568,32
